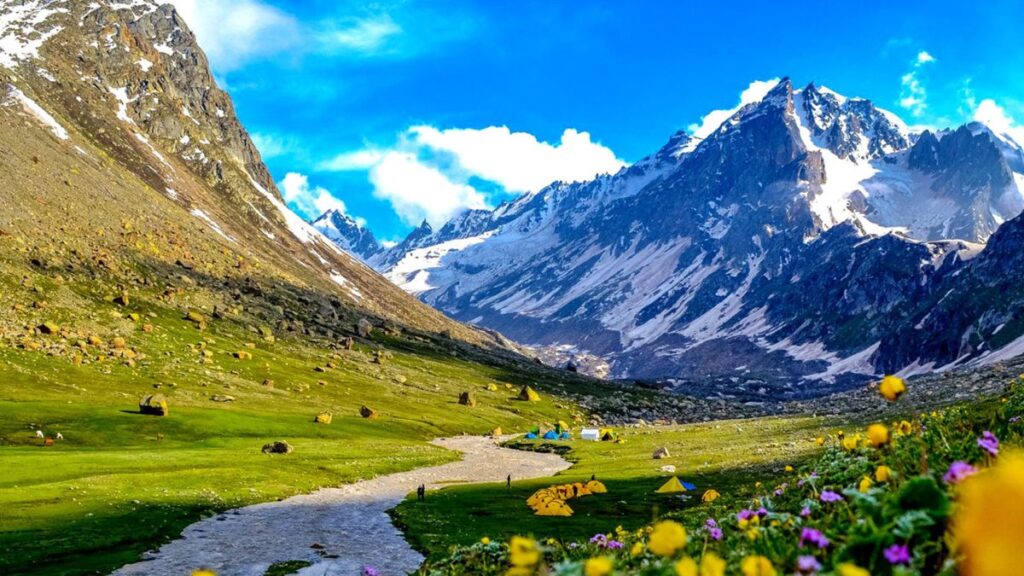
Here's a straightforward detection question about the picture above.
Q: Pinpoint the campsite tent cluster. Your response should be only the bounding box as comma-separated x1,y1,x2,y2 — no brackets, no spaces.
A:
524,420,573,441
527,480,607,516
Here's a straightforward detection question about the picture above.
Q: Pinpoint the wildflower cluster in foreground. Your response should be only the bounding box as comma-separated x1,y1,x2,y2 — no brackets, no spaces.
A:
423,376,1024,575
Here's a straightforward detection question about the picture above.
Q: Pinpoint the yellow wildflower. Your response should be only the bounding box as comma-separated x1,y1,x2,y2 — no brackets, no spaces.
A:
815,437,825,446
745,528,760,540
630,542,644,557
648,520,687,557
858,476,873,493
842,434,861,451
875,465,893,483
584,556,614,576
836,563,870,576
508,536,540,568
866,423,890,447
896,420,913,435
754,481,763,489
956,450,1024,576
481,537,491,545
675,557,698,576
878,375,906,401
740,555,776,576
700,552,727,576
702,489,720,502
784,465,794,473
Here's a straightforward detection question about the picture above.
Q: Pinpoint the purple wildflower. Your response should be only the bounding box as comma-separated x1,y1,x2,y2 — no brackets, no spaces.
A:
705,518,718,529
796,555,822,574
800,506,812,518
800,527,829,549
362,567,380,576
709,527,723,540
737,509,756,522
568,542,579,549
774,488,785,496
884,543,912,565
943,461,979,484
756,506,769,517
1010,416,1021,424
978,431,1000,456
607,540,623,550
820,490,843,503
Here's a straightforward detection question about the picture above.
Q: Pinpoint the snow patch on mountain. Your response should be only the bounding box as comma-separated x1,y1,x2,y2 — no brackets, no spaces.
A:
5,83,69,139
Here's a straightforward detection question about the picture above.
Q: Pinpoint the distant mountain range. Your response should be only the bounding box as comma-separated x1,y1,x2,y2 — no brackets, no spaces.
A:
318,79,1024,398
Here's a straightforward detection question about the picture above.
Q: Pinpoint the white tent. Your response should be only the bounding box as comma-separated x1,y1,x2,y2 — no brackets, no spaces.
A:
580,428,601,441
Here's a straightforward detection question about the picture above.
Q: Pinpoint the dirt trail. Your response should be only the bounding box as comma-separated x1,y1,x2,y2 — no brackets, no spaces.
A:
114,436,571,576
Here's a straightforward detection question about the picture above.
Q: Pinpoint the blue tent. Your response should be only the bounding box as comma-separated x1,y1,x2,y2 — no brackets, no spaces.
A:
524,432,538,440
560,432,572,440
543,430,559,440
682,481,697,491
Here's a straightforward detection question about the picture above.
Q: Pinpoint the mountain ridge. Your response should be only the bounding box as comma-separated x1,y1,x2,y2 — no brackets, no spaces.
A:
325,78,1024,396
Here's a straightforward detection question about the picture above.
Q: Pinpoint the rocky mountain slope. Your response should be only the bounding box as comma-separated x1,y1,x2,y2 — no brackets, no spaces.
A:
0,0,503,348
352,79,1024,397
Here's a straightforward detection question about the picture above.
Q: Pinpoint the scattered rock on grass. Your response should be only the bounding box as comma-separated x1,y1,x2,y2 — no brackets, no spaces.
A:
360,405,378,419
139,394,169,416
458,392,476,407
314,412,332,424
262,441,293,454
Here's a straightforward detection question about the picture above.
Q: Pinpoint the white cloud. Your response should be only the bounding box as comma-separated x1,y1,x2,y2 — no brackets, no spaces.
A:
369,151,489,227
319,149,386,171
252,132,300,160
167,0,297,72
409,126,625,193
898,50,935,118
686,79,780,139
973,99,1024,148
319,125,624,227
167,2,409,72
278,172,347,220
320,15,402,52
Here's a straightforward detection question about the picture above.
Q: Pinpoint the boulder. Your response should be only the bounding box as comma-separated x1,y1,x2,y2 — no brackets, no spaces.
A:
359,405,379,419
114,292,130,306
210,394,236,402
357,318,373,338
342,336,354,350
139,394,169,416
38,322,59,335
185,310,206,325
458,392,476,407
233,351,252,360
262,441,293,454
314,412,333,424
262,379,274,389
111,337,126,349
652,447,671,460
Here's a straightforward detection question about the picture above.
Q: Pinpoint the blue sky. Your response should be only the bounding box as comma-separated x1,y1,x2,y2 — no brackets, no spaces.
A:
169,0,1024,244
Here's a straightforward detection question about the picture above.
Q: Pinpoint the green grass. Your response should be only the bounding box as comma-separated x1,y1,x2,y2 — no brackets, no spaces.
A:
0,268,600,575
392,415,838,559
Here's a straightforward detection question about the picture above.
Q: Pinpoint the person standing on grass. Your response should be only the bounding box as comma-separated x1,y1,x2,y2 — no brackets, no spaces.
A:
507,474,511,489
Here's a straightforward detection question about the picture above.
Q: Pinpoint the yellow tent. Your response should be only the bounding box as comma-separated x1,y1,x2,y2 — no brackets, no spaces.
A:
518,385,541,402
535,500,573,516
586,480,608,494
556,420,570,432
656,476,688,494
600,428,615,441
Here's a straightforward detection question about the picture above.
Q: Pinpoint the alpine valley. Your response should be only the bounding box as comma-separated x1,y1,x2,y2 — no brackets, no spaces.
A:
319,79,1024,399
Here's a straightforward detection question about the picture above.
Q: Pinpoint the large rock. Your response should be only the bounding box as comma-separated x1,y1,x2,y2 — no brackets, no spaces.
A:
139,394,168,416
518,385,541,402
262,441,293,454
652,447,671,460
458,391,476,407
314,412,332,424
357,318,373,338
360,405,379,419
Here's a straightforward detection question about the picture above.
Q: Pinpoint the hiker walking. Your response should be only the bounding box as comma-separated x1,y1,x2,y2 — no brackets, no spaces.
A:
416,484,425,501
506,474,511,489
